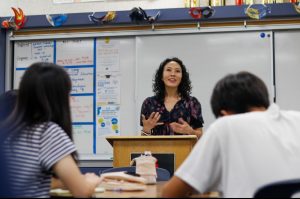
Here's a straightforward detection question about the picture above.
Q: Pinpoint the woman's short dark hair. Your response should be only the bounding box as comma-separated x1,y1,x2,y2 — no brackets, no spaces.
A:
5,62,76,159
210,71,270,118
153,57,192,100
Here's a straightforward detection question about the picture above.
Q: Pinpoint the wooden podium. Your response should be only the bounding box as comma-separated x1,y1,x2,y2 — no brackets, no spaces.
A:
106,135,198,172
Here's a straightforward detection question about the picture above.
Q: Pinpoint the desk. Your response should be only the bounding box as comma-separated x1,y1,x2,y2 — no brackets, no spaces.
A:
50,182,219,198
50,182,165,198
95,182,165,198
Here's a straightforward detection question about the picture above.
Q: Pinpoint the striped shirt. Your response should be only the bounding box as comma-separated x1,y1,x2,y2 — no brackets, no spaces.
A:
3,122,76,198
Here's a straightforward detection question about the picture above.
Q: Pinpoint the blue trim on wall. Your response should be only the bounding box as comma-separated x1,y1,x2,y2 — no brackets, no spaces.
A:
93,38,97,155
0,29,6,94
53,40,56,64
71,93,94,96
0,4,299,30
15,68,28,71
64,65,94,69
73,122,94,125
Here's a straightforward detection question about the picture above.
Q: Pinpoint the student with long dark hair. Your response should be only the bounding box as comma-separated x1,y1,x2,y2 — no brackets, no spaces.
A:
140,57,204,138
2,62,100,197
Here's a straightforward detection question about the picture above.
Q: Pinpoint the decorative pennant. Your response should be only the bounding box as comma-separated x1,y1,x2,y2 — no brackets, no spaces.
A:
294,2,300,14
245,4,271,20
1,7,26,30
129,7,160,24
148,11,160,24
189,6,214,19
88,11,117,24
46,14,68,27
189,8,202,19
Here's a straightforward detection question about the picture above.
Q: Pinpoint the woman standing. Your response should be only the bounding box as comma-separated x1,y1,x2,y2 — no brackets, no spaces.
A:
140,58,204,138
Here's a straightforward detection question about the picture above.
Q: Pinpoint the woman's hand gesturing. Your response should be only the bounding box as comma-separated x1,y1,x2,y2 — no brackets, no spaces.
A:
142,112,164,134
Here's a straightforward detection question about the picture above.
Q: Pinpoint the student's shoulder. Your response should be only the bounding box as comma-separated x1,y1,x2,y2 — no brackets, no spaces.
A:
36,122,65,136
281,106,300,116
207,113,256,135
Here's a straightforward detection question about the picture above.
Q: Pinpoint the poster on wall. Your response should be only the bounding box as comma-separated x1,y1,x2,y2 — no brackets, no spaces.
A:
96,104,120,136
97,38,120,73
96,75,121,104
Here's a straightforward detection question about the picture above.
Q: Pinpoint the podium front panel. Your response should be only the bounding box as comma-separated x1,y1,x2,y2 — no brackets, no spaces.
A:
109,136,197,172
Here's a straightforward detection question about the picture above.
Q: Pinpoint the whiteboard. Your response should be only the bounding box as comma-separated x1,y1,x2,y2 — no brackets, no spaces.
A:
275,30,300,111
13,31,275,160
136,31,274,128
13,37,136,160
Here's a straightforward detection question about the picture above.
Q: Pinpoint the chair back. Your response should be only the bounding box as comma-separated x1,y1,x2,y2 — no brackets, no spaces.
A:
80,167,102,175
101,166,171,181
254,179,300,198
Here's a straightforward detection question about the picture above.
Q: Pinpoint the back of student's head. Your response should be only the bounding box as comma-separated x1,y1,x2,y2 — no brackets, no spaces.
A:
210,71,270,118
9,62,73,140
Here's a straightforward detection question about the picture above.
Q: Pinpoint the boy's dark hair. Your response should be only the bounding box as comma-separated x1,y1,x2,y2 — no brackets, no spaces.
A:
153,57,192,100
210,71,270,118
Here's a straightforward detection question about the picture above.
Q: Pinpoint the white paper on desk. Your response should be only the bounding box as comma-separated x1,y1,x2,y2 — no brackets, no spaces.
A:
96,39,120,73
50,187,105,195
96,74,121,104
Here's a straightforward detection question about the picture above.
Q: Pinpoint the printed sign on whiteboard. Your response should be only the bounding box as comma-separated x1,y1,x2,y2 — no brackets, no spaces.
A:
96,104,120,136
66,68,94,94
73,125,94,156
96,75,121,104
14,41,54,68
96,39,120,72
70,96,93,123
56,39,93,66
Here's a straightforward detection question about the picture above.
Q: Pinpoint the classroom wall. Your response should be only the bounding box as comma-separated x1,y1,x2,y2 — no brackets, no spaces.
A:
0,29,6,94
0,0,183,16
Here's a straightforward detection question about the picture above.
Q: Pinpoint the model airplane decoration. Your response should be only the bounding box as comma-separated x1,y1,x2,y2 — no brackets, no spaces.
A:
46,14,68,27
2,7,26,30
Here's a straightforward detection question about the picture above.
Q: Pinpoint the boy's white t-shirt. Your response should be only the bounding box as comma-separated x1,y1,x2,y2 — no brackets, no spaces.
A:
175,104,300,198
